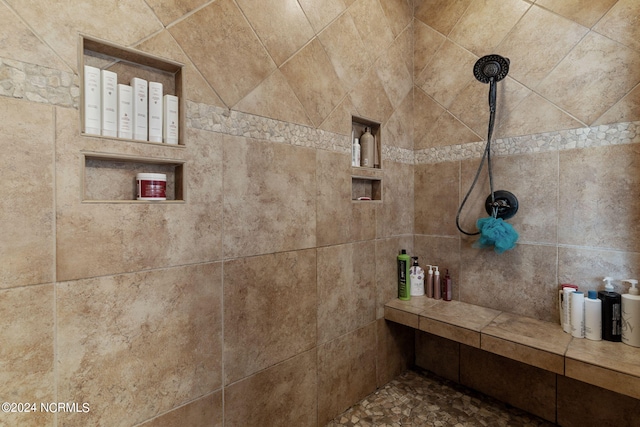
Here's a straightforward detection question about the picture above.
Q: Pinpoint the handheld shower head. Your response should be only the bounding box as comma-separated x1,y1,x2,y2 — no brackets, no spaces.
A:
473,55,510,83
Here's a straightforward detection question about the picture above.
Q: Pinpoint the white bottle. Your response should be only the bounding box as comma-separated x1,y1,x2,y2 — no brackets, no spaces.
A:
117,84,133,139
570,291,585,338
409,257,425,297
163,94,179,145
352,137,360,167
584,290,602,341
562,286,576,334
622,279,640,347
100,69,118,137
148,82,163,143
131,77,148,141
83,65,101,135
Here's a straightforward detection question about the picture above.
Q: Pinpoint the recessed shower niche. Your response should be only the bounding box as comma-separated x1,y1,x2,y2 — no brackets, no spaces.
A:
351,116,382,202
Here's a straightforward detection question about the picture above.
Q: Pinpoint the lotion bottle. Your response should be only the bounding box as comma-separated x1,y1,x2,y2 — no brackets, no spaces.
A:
409,257,425,297
397,250,410,301
584,290,602,341
598,277,622,342
433,266,441,299
570,291,585,338
621,279,640,347
352,137,360,167
426,265,433,298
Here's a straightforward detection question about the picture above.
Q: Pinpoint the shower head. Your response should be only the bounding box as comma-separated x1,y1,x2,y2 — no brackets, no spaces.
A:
474,55,510,84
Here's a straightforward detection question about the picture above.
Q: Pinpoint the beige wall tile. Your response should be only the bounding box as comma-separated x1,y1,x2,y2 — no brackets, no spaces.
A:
536,0,617,28
317,11,370,92
138,392,222,427
57,263,222,427
318,323,377,425
537,31,640,125
223,249,316,384
318,242,376,344
594,0,640,52
349,65,394,124
298,0,347,33
169,0,276,107
413,88,446,150
384,91,414,151
595,84,640,125
414,0,473,36
559,144,640,252
0,98,54,288
234,70,313,126
459,243,558,322
222,134,316,258
280,38,346,126
56,111,223,280
348,0,395,60
416,40,477,109
379,0,412,38
381,161,414,237
414,235,461,299
375,33,413,110
5,0,161,71
0,2,69,71
0,284,54,427
414,161,459,236
448,0,531,57
413,20,446,78
317,150,352,246
236,0,314,66
424,110,482,149
497,6,588,89
134,30,225,107
144,0,209,26
224,349,317,427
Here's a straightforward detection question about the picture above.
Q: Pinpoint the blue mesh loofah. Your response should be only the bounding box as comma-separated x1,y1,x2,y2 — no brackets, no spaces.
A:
473,216,519,253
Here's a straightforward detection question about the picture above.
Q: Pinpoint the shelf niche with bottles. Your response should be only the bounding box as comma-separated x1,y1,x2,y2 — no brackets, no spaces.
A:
79,35,186,203
351,116,382,202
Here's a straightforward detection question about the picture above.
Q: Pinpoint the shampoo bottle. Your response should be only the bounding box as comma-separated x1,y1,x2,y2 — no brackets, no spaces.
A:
584,290,602,341
409,257,425,297
560,284,578,334
360,127,375,168
426,265,433,298
570,291,585,338
598,277,622,342
397,250,410,301
433,266,441,300
443,269,452,301
621,279,640,347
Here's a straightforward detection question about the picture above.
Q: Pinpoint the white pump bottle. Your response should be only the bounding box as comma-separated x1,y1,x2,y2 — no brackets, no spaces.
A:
622,279,640,347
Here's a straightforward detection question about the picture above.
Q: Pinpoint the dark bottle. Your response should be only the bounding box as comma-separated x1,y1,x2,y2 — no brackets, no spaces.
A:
443,269,452,301
598,278,622,342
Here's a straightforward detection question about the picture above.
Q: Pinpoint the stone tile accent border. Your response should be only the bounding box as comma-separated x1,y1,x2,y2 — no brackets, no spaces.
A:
416,121,640,164
0,58,79,108
0,56,637,166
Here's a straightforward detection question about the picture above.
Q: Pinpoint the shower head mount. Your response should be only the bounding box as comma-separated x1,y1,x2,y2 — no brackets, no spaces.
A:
474,55,510,84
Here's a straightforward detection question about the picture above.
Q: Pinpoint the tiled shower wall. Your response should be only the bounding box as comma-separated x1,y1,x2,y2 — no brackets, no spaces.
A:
1,1,414,426
1,1,640,427
413,0,640,323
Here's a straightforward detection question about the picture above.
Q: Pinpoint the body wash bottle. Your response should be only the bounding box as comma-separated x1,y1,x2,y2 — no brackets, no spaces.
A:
443,269,452,301
622,279,640,347
426,265,433,298
397,250,410,301
599,277,622,342
410,257,425,297
433,266,441,300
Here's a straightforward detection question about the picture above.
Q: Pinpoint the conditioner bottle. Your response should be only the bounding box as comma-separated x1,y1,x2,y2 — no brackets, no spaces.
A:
622,279,640,347
433,266,441,300
426,265,433,298
584,290,602,341
598,277,621,342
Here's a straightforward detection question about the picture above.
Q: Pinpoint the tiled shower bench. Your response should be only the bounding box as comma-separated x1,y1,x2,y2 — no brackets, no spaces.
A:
385,296,640,400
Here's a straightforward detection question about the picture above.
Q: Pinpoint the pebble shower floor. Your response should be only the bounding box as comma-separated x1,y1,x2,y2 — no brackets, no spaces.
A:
325,369,556,427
